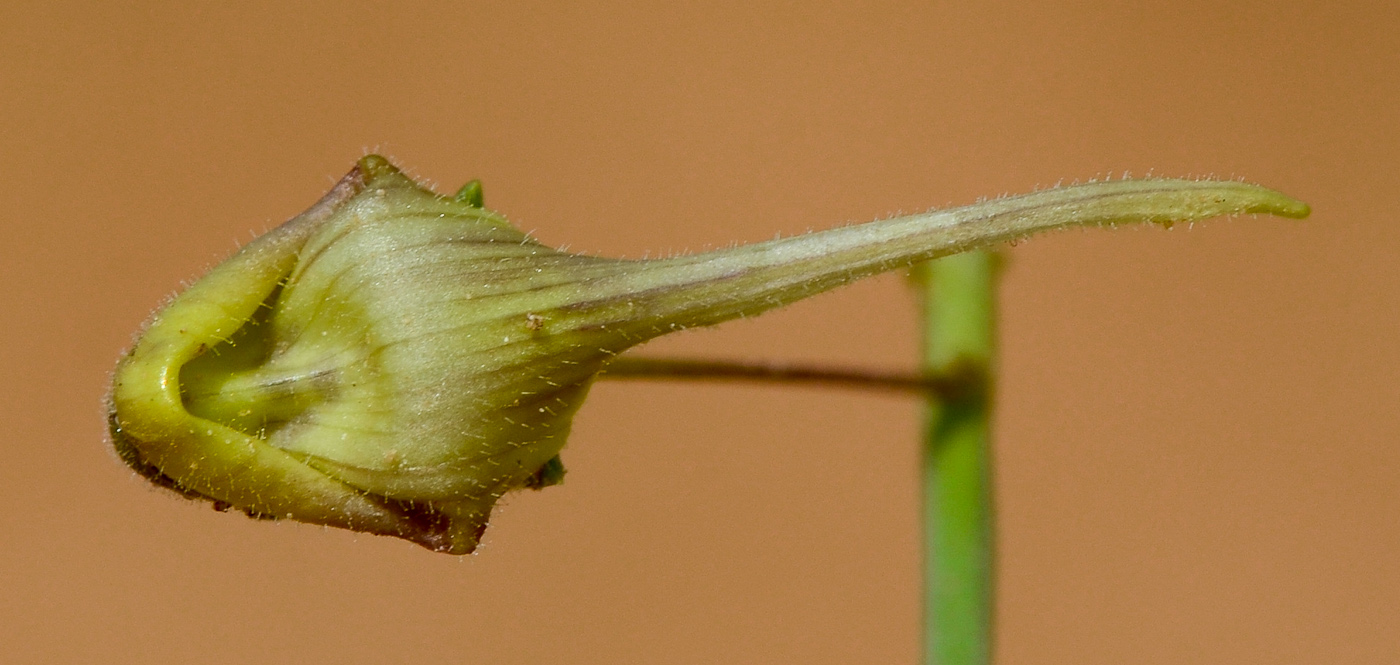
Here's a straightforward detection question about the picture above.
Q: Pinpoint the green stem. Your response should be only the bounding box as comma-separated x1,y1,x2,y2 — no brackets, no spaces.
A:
915,250,998,665
598,357,975,398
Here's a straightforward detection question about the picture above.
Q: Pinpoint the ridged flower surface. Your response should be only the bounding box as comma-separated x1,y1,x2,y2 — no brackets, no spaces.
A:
108,156,1307,553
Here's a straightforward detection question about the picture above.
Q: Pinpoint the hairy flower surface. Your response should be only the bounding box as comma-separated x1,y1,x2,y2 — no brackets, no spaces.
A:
108,156,1308,553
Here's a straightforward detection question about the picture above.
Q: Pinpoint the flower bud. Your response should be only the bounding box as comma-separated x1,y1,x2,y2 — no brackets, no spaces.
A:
108,157,1308,553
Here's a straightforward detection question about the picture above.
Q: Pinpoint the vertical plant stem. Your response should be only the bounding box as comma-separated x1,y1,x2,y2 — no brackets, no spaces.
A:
914,250,999,665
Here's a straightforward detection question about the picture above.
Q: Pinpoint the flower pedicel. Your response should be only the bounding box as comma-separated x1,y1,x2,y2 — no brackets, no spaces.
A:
107,156,1308,554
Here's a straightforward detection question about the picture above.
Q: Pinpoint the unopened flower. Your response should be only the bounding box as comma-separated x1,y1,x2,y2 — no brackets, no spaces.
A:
107,156,1308,554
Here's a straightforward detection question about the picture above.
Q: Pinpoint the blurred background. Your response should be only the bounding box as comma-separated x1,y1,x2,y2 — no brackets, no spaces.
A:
2,2,1396,663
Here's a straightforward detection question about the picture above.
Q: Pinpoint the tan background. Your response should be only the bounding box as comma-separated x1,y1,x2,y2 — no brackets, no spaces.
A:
2,1,1397,663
